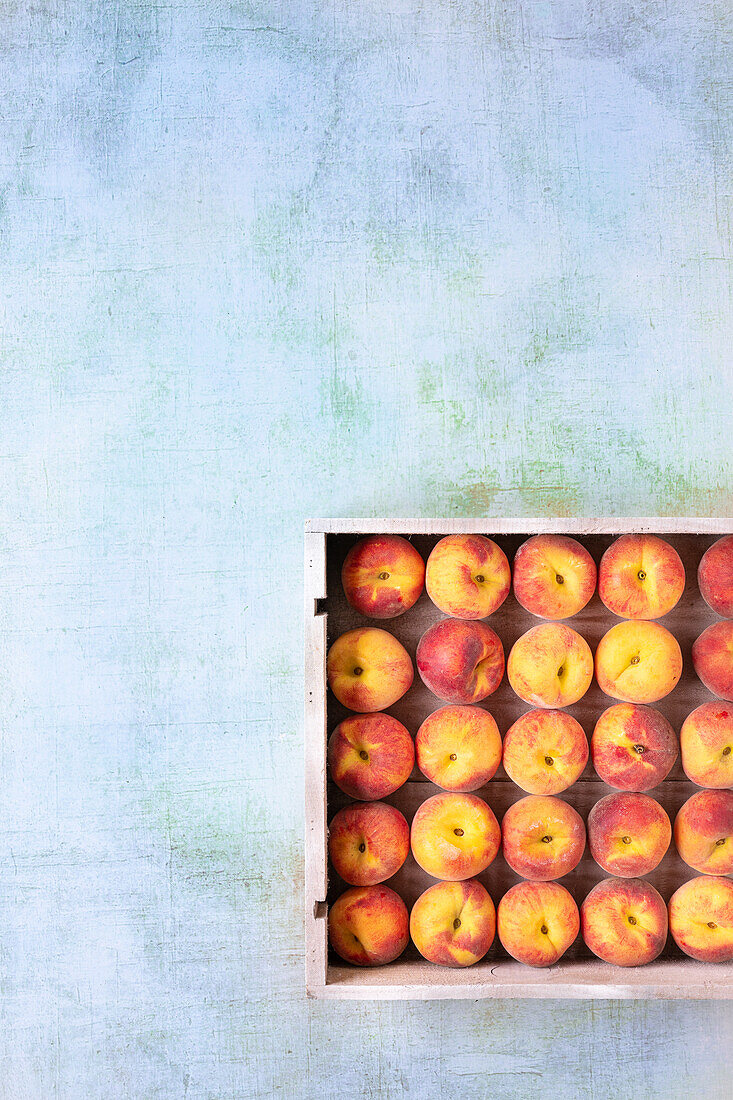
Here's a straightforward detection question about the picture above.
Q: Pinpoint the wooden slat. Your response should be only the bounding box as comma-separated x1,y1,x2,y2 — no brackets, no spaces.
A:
304,529,328,996
306,517,733,535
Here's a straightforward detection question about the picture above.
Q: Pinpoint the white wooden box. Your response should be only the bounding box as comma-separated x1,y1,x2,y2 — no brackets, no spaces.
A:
305,518,733,999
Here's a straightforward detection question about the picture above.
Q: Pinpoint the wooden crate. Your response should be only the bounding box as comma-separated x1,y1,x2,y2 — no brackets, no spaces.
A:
305,518,733,999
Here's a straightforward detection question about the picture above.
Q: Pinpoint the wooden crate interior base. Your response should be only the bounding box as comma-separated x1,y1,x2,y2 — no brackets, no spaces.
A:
305,520,733,998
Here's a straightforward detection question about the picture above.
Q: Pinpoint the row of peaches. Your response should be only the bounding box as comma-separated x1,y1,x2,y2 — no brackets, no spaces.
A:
328,614,732,714
329,873,732,970
341,532,733,622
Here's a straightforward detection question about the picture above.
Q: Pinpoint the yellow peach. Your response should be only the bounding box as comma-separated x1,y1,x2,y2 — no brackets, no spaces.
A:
692,621,733,701
416,705,502,792
327,627,413,712
328,885,409,966
425,534,510,619
587,792,671,877
674,789,733,875
416,619,504,704
410,792,500,880
512,535,596,620
341,535,425,618
591,704,678,791
497,881,579,967
410,879,496,966
581,878,668,966
501,795,586,881
507,624,593,709
680,702,733,789
502,709,588,795
598,534,685,619
328,713,415,800
328,802,410,886
698,535,733,618
668,876,733,962
595,620,682,703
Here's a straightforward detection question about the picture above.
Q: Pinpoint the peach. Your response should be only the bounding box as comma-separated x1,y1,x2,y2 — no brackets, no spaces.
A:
581,878,667,966
587,793,671,877
668,876,733,962
410,879,496,967
512,535,596,620
501,795,586,881
410,792,501,880
328,885,409,966
680,703,733,789
692,621,733,701
425,534,510,619
416,705,502,792
698,535,733,618
327,627,413,711
328,802,410,886
416,619,504,704
598,534,685,619
595,620,682,703
507,624,593,709
341,535,425,618
502,709,588,795
674,789,733,875
497,881,580,967
328,713,415,800
591,704,678,791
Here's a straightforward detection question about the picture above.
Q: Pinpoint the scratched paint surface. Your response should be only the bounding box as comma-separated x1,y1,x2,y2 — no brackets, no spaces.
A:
0,1,731,1097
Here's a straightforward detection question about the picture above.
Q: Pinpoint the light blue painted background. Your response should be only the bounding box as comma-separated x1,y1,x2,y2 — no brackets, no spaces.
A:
0,1,731,1097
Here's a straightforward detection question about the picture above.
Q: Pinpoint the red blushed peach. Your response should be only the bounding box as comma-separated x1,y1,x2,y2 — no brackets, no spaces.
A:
341,535,425,619
416,619,504,704
328,802,410,886
410,879,496,967
595,620,682,704
425,535,510,619
328,713,414,801
669,876,733,962
587,793,671,877
501,795,586,881
674,789,733,875
693,621,733,701
497,881,580,967
410,792,501,880
512,535,596,620
416,705,502,792
581,878,668,966
507,624,593,709
502,709,588,795
598,534,685,619
328,885,409,966
698,535,733,618
680,703,733,789
327,627,413,712
591,704,678,791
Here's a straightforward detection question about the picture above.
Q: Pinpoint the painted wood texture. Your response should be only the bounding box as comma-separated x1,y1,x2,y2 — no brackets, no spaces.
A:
0,1,731,1098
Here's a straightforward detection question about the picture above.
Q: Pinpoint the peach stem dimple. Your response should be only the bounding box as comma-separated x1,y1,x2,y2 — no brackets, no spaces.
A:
454,828,464,837
359,750,368,760
353,667,363,676
541,835,552,844
723,747,732,757
475,574,485,583
449,753,457,761
378,571,390,580
453,918,462,930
